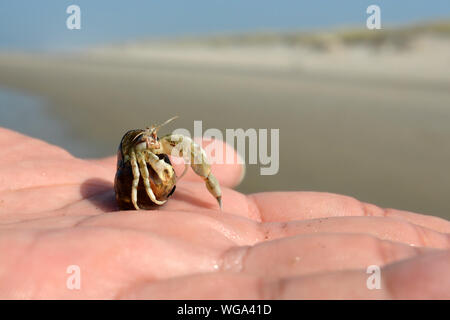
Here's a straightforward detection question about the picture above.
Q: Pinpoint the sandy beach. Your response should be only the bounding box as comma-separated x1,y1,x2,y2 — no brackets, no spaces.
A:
0,23,449,218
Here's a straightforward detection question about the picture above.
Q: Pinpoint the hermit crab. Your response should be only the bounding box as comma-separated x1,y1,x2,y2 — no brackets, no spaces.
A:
114,117,222,210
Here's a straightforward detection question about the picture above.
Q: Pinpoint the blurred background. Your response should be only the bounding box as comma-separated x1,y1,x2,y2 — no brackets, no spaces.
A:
0,1,449,218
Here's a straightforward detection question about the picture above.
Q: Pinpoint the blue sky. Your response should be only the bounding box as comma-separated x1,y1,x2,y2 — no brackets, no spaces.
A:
0,0,449,50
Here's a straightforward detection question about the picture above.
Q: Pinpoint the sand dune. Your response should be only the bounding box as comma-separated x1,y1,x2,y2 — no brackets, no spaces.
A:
85,34,450,83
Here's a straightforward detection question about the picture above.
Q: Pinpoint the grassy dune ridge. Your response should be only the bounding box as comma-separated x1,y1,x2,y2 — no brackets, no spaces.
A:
99,20,450,49
83,20,450,82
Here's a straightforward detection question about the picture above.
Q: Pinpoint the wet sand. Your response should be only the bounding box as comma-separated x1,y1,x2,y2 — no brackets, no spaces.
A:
0,36,449,219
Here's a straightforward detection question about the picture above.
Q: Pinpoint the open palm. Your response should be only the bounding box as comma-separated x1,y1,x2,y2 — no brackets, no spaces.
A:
0,127,449,299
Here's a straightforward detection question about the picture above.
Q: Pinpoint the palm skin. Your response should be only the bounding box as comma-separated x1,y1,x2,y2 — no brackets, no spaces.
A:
0,127,449,299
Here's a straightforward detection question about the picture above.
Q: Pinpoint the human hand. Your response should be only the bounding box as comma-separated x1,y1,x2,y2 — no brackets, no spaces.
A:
0,127,449,299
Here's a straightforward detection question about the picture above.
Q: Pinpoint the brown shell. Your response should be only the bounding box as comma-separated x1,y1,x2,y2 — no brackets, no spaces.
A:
114,130,176,210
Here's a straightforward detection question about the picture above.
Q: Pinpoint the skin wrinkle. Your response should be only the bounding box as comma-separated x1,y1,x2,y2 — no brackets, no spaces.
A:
262,216,450,248
273,275,298,299
114,278,148,300
384,208,396,218
380,269,395,300
260,223,271,241
383,207,450,233
362,202,450,234
72,214,110,228
0,213,61,225
0,199,99,225
247,194,263,223
54,194,117,215
71,221,196,251
265,277,287,300
77,191,116,209
74,210,250,247
361,201,371,217
412,223,429,247
0,184,112,220
0,174,106,196
219,245,250,273
363,202,384,216
256,276,272,300
206,218,254,246
115,272,242,300
75,188,116,204
0,182,81,195
259,221,284,241
0,215,88,229
377,237,427,267
376,239,392,266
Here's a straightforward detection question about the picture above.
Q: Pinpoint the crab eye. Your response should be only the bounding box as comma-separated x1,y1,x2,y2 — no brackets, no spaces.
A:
135,142,147,151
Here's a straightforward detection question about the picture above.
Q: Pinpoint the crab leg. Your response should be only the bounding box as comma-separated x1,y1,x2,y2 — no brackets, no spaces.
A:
142,150,176,183
159,134,222,208
135,151,167,206
129,150,141,210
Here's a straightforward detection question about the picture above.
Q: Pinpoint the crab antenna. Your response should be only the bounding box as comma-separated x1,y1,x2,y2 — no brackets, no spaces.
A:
153,115,179,133
131,131,146,142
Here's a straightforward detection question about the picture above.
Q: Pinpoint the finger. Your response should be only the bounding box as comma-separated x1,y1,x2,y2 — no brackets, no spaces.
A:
250,192,450,233
263,216,450,248
277,249,450,299
218,233,437,279
380,249,450,299
123,250,450,299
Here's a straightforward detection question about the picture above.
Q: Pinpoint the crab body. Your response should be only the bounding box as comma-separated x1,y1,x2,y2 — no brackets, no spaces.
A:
114,129,176,210
113,119,222,211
